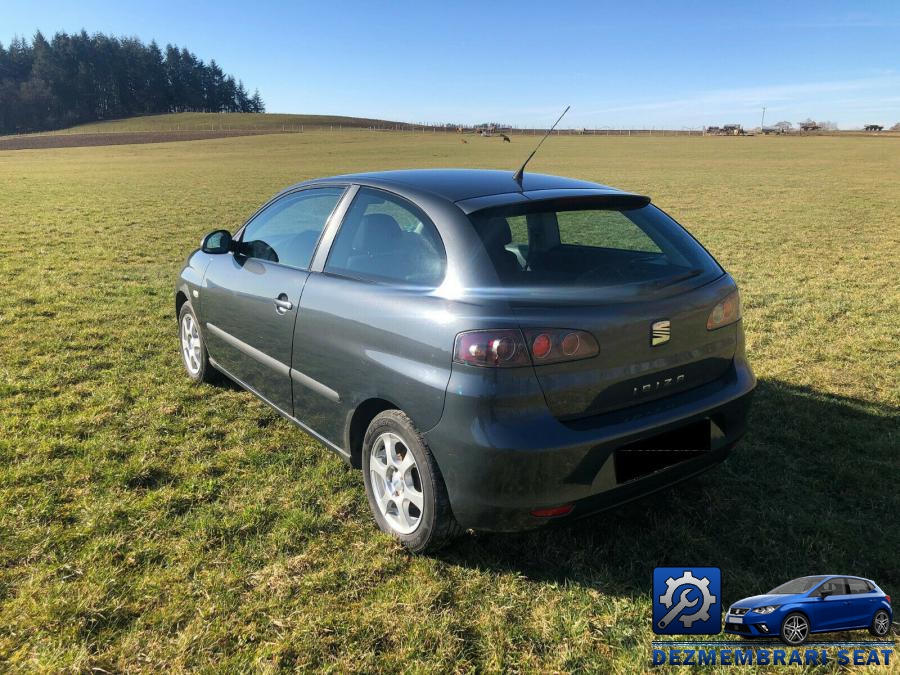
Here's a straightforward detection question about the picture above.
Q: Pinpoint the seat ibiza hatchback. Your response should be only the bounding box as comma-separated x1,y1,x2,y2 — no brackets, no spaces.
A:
176,169,755,552
726,575,893,645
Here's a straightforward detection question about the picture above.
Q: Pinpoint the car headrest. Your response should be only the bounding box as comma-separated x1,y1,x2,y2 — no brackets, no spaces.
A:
354,213,401,253
481,217,512,249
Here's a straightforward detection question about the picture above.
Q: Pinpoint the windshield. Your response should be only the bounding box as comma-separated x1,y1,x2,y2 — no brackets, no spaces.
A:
468,202,722,297
768,577,827,595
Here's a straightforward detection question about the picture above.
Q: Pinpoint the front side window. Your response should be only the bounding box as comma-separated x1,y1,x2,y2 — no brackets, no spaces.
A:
469,201,722,297
325,187,446,286
240,187,344,269
816,578,849,596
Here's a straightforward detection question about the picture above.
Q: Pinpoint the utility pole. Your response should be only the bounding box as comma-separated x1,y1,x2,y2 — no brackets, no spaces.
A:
761,106,767,129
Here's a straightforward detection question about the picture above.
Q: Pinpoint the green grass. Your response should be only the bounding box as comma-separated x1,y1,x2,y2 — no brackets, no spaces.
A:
38,112,414,134
1,132,898,672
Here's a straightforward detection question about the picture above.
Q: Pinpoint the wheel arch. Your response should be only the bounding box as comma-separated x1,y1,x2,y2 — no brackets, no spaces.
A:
781,608,813,631
176,290,189,318
872,606,892,627
345,397,401,469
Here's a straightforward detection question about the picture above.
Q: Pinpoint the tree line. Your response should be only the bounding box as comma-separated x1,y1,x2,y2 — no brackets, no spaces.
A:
0,31,264,135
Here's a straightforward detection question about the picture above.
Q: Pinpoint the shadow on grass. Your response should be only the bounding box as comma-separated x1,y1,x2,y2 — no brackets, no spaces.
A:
437,378,899,605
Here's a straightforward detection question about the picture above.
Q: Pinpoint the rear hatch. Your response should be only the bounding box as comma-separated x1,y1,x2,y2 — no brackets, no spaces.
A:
466,193,738,419
510,276,737,419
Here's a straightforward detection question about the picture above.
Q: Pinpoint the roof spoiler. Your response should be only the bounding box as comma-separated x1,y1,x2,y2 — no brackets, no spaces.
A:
465,190,651,217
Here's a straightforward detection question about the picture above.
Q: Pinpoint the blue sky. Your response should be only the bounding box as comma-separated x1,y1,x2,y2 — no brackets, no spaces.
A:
3,0,899,128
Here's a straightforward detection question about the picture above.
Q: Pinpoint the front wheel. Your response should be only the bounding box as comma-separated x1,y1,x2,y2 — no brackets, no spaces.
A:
870,609,891,637
780,613,810,646
362,410,461,553
178,302,217,384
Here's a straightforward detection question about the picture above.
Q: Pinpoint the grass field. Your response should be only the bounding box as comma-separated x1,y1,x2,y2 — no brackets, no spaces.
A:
1,130,898,672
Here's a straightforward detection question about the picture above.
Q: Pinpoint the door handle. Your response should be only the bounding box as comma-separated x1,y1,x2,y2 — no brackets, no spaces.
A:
273,294,293,314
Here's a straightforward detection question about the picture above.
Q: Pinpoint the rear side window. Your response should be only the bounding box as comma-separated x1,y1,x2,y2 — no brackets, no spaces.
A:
240,187,344,269
847,578,873,594
469,201,722,296
325,187,446,286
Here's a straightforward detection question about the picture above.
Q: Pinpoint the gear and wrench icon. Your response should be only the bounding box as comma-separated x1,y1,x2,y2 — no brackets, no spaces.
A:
658,570,717,628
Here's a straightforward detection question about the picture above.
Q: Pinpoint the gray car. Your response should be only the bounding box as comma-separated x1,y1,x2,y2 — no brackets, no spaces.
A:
176,169,755,552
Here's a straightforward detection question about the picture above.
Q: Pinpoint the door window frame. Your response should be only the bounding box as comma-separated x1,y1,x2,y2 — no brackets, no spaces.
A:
232,183,352,272
813,578,849,597
313,185,447,287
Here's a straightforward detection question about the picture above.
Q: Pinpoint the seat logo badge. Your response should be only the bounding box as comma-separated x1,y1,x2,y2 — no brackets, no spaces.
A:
651,320,670,346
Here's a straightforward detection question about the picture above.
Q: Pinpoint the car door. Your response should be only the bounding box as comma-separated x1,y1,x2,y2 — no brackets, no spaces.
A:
811,578,852,631
201,186,346,413
290,185,454,446
846,578,877,628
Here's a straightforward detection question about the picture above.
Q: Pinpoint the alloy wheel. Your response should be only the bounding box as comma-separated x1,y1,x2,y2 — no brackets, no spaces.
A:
369,432,424,535
874,610,890,636
783,614,809,644
181,313,202,375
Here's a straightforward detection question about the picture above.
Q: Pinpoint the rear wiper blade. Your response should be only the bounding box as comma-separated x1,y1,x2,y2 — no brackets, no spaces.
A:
653,269,703,288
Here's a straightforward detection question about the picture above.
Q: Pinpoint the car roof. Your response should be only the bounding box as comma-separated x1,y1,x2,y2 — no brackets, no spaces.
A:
302,168,630,203
799,575,874,583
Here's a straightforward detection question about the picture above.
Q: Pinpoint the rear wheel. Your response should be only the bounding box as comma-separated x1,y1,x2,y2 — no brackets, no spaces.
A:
178,302,217,384
779,613,810,646
870,609,891,637
362,410,461,553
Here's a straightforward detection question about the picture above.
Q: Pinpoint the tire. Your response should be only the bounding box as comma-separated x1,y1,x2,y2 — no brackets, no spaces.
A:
779,612,810,646
362,410,462,553
178,302,217,384
869,609,891,637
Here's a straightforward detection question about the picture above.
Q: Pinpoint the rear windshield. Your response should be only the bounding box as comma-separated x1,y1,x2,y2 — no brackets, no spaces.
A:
468,202,722,297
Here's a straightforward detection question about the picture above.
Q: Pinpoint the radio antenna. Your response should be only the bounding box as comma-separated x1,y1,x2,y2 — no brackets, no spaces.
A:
512,105,570,185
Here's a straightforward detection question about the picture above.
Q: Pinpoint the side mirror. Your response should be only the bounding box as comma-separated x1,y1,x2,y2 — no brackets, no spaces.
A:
201,230,233,254
819,589,833,598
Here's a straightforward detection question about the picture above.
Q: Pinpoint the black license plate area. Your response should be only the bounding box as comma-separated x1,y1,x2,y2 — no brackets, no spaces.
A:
614,419,711,483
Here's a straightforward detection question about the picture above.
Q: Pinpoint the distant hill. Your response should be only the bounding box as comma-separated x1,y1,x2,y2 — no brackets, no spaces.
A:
56,112,414,134
0,112,422,150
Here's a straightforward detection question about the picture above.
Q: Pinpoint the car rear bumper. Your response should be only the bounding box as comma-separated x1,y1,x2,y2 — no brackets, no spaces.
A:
424,354,756,532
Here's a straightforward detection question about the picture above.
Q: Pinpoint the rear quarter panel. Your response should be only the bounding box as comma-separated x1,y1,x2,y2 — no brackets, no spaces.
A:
290,273,506,448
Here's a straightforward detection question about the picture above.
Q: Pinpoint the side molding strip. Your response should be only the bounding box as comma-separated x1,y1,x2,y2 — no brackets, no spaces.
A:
291,368,341,403
206,323,290,377
208,356,350,461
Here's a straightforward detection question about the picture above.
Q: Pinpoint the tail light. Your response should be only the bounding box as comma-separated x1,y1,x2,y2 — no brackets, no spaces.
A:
454,330,530,367
531,504,574,518
523,329,599,364
454,329,599,367
707,290,742,330
886,595,891,603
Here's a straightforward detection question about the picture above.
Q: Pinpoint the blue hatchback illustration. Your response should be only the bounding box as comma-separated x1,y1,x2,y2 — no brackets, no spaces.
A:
725,575,892,645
